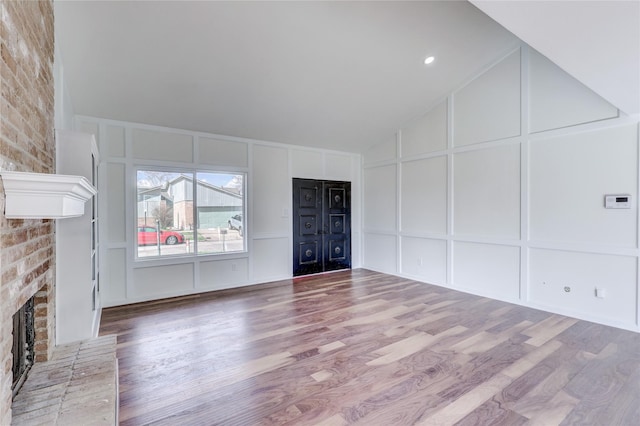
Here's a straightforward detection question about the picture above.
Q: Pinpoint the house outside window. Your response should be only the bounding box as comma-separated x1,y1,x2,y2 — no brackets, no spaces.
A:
136,170,245,258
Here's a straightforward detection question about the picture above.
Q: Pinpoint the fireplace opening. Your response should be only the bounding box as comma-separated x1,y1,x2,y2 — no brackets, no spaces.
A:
12,297,35,397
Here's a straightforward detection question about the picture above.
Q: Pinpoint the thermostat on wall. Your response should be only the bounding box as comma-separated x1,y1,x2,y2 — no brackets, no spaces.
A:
604,194,631,209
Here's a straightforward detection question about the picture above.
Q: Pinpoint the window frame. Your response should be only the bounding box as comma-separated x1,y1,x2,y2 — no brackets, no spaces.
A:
134,166,247,261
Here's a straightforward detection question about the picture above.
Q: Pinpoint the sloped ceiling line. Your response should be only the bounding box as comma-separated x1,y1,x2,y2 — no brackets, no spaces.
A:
471,0,640,116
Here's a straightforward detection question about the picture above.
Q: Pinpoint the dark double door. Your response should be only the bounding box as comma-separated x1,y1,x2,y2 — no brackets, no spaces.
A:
293,179,351,276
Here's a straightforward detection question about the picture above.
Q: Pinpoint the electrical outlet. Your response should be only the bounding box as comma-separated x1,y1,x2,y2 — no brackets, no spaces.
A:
417,257,423,266
231,263,237,272
595,287,606,298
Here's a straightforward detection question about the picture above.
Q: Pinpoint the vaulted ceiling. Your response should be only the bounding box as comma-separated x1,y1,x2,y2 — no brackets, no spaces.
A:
472,0,640,118
54,1,638,154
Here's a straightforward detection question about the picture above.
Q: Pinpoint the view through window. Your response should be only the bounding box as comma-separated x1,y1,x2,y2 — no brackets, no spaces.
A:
137,170,245,258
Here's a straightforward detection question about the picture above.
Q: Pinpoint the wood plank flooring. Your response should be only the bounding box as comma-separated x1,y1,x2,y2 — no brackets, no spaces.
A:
99,269,640,425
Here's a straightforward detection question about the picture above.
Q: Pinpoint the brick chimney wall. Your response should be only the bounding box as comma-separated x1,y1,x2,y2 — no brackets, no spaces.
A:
0,1,55,424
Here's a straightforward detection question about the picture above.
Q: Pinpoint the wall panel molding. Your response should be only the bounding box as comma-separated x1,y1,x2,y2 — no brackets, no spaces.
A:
362,43,640,331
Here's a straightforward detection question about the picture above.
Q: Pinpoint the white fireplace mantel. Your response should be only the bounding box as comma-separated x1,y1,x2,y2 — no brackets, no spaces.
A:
1,171,97,219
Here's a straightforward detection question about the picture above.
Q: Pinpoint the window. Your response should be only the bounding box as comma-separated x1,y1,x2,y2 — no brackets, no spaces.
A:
136,170,245,258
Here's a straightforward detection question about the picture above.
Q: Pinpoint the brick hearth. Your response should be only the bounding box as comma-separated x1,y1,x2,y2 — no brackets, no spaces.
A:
11,335,118,425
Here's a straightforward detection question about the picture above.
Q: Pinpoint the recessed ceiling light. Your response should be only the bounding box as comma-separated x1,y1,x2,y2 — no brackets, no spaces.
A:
424,56,435,65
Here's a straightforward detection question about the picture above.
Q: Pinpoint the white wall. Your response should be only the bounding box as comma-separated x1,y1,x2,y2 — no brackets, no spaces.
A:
363,44,640,331
471,0,640,116
76,117,361,306
53,45,75,131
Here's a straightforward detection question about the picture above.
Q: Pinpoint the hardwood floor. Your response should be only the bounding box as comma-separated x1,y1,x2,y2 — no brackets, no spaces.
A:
99,269,640,425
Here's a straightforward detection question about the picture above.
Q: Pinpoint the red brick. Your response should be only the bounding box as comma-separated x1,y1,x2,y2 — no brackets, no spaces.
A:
1,0,55,421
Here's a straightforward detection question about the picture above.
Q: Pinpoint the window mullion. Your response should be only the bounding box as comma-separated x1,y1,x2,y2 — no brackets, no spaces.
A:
192,171,198,255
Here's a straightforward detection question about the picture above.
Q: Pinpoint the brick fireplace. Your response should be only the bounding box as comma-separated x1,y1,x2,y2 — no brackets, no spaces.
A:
0,1,56,423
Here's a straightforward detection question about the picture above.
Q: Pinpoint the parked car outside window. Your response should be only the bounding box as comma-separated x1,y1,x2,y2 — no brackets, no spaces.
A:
137,226,185,245
228,214,243,236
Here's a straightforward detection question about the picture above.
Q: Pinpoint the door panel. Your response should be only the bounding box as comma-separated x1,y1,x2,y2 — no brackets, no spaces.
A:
293,179,323,275
293,179,351,276
330,214,345,234
328,239,346,261
299,242,319,264
299,214,319,236
299,186,319,208
329,187,346,209
323,181,351,272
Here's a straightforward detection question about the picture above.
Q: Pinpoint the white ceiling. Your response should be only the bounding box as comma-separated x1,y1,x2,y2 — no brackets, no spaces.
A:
55,1,638,154
472,0,640,117
55,1,520,153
